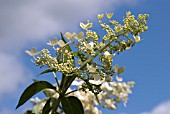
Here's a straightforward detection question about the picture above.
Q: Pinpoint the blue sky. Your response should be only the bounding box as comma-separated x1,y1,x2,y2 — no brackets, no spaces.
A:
0,0,170,114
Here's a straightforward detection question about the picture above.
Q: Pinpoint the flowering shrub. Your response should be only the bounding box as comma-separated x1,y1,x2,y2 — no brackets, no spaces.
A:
16,11,149,114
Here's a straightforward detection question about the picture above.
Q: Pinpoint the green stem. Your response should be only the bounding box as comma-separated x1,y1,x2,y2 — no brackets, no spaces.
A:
65,88,84,96
53,72,60,87
51,96,61,114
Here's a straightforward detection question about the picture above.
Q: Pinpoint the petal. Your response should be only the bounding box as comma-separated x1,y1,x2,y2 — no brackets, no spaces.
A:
93,74,101,81
106,13,113,19
114,64,119,73
80,22,86,30
98,14,104,20
58,40,66,47
64,32,72,38
31,48,37,54
133,35,141,42
51,38,58,46
116,76,123,82
64,32,74,40
25,48,40,56
105,76,112,82
87,63,96,72
77,32,84,40
104,51,110,56
86,44,93,50
89,42,94,47
86,22,93,28
89,80,103,85
80,22,92,30
25,50,32,56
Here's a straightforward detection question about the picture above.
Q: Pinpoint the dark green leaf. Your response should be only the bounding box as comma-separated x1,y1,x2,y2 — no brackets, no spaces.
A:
16,81,56,109
61,96,84,114
24,110,34,114
42,98,52,114
60,32,67,44
38,69,56,76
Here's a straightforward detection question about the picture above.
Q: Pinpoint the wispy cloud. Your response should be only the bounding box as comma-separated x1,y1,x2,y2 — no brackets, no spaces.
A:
0,0,137,52
140,100,170,114
0,108,17,114
0,0,115,97
0,0,137,96
0,0,138,112
0,52,32,99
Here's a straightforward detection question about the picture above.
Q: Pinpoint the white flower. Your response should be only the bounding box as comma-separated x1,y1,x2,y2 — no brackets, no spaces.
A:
25,48,40,56
93,74,101,80
30,97,41,104
126,46,131,50
86,42,94,50
64,32,76,40
106,13,113,19
113,64,119,73
80,21,93,30
101,82,112,91
75,91,85,100
116,76,123,82
77,59,83,65
89,74,104,85
120,92,128,98
75,32,84,41
57,40,66,47
87,63,96,73
133,35,141,42
47,38,58,47
98,14,104,20
104,99,116,110
104,51,115,59
105,76,113,82
93,107,102,114
72,80,83,86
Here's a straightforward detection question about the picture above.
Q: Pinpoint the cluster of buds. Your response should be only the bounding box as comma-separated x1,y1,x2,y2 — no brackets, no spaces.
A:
25,11,148,113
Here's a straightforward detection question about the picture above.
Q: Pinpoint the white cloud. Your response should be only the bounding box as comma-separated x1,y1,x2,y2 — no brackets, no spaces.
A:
140,100,170,114
0,0,137,52
0,108,16,114
0,52,32,99
0,0,139,112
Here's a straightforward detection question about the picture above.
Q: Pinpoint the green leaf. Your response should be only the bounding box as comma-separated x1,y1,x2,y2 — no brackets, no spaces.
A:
16,81,56,109
42,98,52,114
24,110,34,114
38,68,56,76
61,96,84,114
118,67,125,74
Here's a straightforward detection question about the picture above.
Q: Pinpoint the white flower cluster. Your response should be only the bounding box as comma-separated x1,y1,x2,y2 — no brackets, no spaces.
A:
67,78,134,113
25,11,148,113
